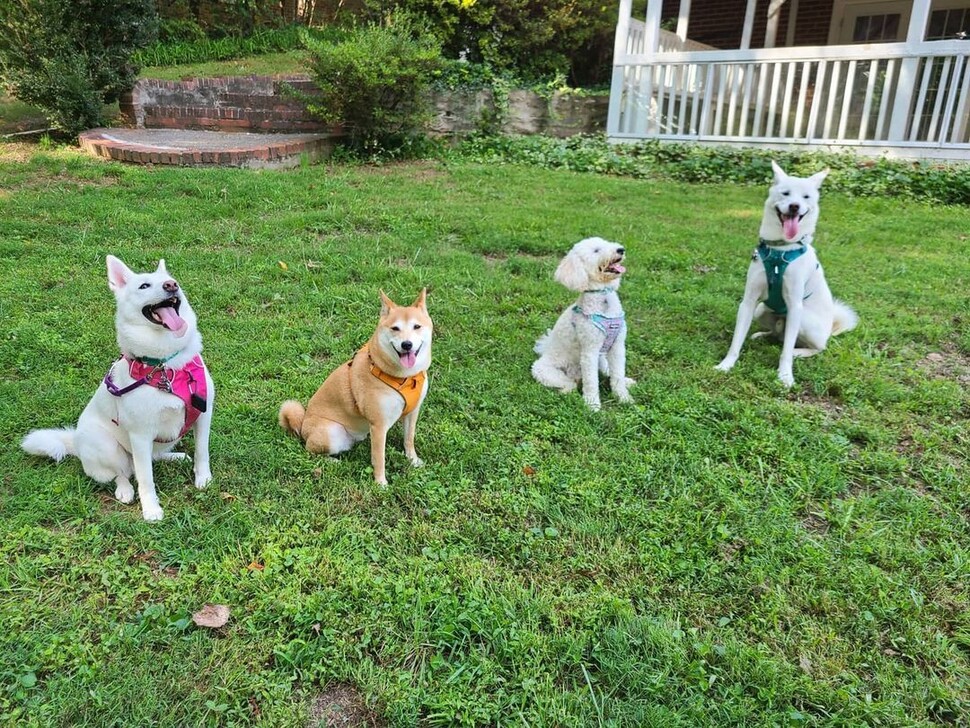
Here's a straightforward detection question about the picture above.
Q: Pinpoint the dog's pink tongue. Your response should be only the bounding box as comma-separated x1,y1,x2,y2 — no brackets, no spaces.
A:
783,216,800,240
613,263,626,274
157,306,188,337
400,351,416,368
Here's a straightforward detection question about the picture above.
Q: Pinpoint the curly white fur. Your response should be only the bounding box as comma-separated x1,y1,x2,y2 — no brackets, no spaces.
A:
531,237,635,411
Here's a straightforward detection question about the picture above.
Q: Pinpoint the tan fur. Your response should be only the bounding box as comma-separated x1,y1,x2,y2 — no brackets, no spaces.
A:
279,290,432,485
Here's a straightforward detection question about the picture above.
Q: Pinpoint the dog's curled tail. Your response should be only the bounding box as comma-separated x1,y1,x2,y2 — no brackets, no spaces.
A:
831,300,859,336
278,400,306,439
22,428,77,461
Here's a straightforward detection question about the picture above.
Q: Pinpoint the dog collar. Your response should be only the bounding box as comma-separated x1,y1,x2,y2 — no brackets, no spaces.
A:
128,350,184,368
583,288,613,293
366,351,427,417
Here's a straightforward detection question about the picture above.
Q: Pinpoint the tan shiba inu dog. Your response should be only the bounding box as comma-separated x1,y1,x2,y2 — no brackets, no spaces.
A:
279,289,432,485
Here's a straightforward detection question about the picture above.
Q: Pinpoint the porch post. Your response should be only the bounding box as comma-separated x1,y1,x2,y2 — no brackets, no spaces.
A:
676,0,692,42
740,0,757,49
785,0,799,47
607,0,634,136
764,0,788,49
888,0,932,140
637,0,664,134
644,0,663,55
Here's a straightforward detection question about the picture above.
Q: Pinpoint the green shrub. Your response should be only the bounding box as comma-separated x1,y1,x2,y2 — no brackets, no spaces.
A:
0,0,158,136
363,0,616,85
301,16,442,152
158,18,207,44
453,135,970,206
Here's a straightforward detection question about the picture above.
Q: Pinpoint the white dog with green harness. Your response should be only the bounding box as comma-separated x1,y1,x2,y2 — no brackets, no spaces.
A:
716,161,858,388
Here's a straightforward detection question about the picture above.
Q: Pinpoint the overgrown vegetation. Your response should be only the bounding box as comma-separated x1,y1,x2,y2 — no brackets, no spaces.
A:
301,16,442,151
452,134,970,205
0,0,157,136
1,144,967,726
133,25,318,68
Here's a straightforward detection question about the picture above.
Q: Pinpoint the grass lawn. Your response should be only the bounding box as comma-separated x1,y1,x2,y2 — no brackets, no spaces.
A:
0,95,47,136
139,50,309,81
0,142,968,726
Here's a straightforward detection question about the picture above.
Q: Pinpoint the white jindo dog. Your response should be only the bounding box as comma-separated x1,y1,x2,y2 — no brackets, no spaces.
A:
22,255,214,522
715,161,858,387
531,237,634,411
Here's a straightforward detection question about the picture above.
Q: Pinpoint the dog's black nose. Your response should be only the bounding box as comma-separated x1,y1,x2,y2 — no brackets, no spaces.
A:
617,247,625,256
787,203,800,216
163,279,179,293
400,341,413,351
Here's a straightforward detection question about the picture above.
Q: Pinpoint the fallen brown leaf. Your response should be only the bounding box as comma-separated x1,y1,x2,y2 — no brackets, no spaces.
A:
247,561,264,572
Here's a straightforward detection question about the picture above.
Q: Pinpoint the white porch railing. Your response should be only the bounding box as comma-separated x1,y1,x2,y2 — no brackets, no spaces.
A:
609,28,970,160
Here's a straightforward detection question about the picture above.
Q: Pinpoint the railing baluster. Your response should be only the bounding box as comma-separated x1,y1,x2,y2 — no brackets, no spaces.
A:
655,64,668,134
949,56,970,143
793,61,811,139
939,56,963,145
780,61,796,138
765,62,782,137
822,60,840,139
806,61,827,140
859,59,879,140
678,65,691,134
739,63,755,137
910,57,934,142
927,57,952,143
837,60,856,140
726,65,741,136
699,63,715,135
875,59,896,140
713,64,728,136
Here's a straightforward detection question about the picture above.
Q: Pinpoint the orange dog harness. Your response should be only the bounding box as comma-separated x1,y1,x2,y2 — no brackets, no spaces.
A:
370,362,427,416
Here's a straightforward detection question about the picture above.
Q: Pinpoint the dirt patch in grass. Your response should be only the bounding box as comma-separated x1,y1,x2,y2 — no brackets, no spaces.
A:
800,512,830,535
917,343,970,386
307,684,383,727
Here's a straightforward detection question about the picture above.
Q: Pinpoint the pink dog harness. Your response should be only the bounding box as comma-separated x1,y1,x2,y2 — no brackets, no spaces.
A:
572,306,625,352
103,354,208,440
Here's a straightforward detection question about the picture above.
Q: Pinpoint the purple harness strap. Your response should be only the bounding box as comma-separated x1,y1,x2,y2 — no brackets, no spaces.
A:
572,306,625,353
103,355,208,440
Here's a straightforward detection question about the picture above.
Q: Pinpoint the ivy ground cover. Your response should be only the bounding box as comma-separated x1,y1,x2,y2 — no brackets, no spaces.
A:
0,144,967,725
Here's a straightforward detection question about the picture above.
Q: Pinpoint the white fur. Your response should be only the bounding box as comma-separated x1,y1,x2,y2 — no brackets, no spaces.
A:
21,255,215,521
531,237,634,411
715,162,858,387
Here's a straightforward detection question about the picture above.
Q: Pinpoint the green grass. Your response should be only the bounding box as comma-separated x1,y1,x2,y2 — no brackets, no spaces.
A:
1,142,968,726
139,50,309,81
0,95,47,135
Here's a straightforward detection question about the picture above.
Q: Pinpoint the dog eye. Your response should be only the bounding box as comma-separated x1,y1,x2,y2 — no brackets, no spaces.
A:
594,248,601,253
413,324,421,330
138,283,151,289
803,194,809,199
391,325,400,332
781,190,790,196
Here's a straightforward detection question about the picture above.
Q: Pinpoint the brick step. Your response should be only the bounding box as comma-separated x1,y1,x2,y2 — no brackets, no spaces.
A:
79,128,336,168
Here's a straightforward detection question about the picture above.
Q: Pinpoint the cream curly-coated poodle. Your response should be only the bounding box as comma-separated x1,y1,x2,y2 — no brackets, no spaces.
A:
531,237,634,411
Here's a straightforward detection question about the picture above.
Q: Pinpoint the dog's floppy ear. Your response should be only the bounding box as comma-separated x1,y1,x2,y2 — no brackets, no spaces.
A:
156,259,168,274
379,290,397,316
554,250,589,292
411,288,427,310
106,255,135,292
770,160,788,183
808,168,830,189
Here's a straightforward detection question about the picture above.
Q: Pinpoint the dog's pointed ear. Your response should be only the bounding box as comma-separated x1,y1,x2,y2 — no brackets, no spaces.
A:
379,290,397,316
156,259,168,274
554,250,589,292
771,160,787,183
411,288,427,310
808,168,830,188
106,255,135,291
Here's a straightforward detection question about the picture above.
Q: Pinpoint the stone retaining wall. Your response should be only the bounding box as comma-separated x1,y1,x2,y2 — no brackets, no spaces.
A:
121,76,608,138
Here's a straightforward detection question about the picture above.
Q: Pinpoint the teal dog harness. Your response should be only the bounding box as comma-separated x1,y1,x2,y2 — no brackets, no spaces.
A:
573,306,625,352
756,239,817,315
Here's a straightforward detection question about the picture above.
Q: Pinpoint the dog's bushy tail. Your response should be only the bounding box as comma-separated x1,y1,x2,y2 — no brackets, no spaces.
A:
22,428,77,461
831,300,859,336
278,400,306,438
533,330,552,355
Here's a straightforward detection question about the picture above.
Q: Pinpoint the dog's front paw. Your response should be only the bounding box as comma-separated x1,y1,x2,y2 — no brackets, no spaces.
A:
160,452,191,462
584,396,602,412
715,357,736,372
778,370,795,388
625,377,636,389
141,504,164,522
115,482,135,504
616,391,634,404
194,470,212,490
408,455,424,468
374,476,388,486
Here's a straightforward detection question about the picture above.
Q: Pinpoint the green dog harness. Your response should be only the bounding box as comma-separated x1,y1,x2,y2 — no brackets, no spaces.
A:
756,239,817,315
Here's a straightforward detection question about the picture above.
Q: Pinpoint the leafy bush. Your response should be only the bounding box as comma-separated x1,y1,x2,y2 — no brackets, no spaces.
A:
158,18,207,44
363,0,616,85
0,0,158,136
133,25,325,67
452,135,970,206
301,16,442,152
153,0,287,38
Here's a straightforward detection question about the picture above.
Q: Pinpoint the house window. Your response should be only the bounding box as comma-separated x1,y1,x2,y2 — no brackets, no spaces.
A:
926,8,970,40
852,13,901,42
